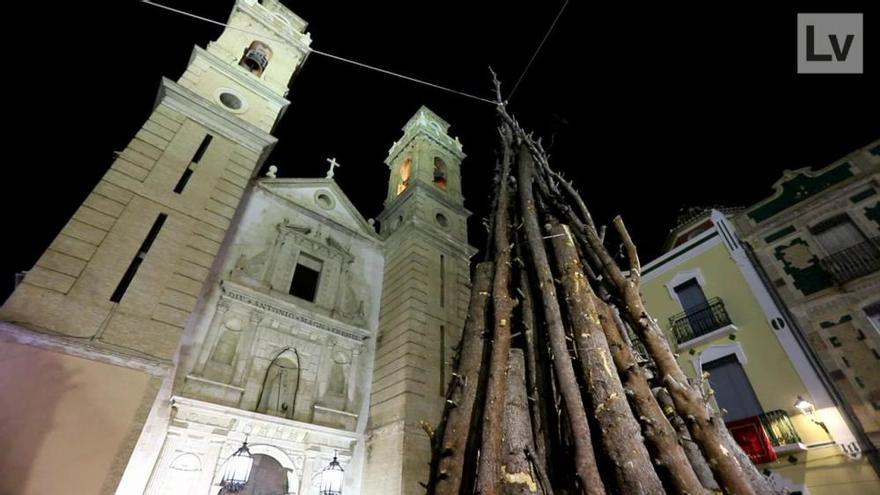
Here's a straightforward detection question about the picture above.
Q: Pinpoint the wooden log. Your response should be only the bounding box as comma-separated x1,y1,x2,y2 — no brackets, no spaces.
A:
501,349,543,495
516,143,604,495
515,243,551,469
476,124,517,495
549,222,664,494
654,387,721,491
430,262,494,495
594,299,711,495
608,217,756,495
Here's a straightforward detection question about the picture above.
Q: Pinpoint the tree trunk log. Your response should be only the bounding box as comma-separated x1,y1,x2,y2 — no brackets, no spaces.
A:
476,126,517,495
593,298,711,495
654,387,721,491
549,222,663,494
515,247,551,469
501,349,543,495
572,214,757,495
430,262,494,495
516,143,604,495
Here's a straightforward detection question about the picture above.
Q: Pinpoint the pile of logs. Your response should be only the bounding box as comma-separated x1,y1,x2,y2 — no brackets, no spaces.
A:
424,76,779,495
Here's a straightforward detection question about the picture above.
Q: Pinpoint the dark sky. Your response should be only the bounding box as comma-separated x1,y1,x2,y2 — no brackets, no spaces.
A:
2,1,878,301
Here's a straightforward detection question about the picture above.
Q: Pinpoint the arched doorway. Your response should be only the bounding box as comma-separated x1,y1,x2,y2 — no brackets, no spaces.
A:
220,454,288,495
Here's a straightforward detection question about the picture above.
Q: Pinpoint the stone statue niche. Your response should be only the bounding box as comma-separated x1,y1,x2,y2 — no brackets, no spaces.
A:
334,258,367,326
204,315,245,384
318,350,350,413
256,348,302,420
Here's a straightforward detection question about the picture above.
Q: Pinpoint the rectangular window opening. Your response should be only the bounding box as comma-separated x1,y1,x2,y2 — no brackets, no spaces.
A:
173,134,213,194
110,213,168,303
173,168,194,194
440,254,446,307
192,134,213,163
440,324,446,396
289,254,322,302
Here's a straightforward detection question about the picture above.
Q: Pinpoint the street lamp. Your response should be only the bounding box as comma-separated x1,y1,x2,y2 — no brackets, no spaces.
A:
318,453,345,495
220,440,254,492
794,396,829,434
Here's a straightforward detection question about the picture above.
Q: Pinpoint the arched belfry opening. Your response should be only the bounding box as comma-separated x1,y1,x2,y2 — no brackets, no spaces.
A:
256,348,301,419
240,41,273,76
433,157,448,190
397,157,412,195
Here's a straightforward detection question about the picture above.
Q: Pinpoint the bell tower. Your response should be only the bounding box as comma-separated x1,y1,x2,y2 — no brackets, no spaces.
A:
0,2,310,494
363,107,476,494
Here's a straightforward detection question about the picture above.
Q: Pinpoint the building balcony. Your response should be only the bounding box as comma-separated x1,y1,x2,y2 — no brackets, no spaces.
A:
669,298,735,349
820,236,880,285
727,410,806,464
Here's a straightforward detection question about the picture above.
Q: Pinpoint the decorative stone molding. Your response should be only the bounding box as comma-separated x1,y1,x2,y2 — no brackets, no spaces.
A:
157,77,277,154
221,282,370,342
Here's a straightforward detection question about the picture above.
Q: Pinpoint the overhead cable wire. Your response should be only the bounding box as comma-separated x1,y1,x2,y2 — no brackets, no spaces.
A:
507,0,570,101
141,0,496,105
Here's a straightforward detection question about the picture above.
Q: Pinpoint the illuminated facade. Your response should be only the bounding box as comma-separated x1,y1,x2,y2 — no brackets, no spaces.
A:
0,1,473,494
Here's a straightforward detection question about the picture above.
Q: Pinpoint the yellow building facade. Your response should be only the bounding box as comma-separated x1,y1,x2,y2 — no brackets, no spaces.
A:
641,210,880,494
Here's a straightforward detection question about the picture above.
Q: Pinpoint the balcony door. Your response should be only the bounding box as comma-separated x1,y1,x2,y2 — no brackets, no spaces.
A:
703,354,763,421
811,214,867,254
673,279,714,335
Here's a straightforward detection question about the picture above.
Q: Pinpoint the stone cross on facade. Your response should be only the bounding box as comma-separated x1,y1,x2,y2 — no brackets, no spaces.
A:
326,157,341,179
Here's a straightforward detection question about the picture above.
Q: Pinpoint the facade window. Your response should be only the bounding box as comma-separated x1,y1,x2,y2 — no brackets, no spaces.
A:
703,354,763,421
855,376,865,388
174,134,213,194
842,356,851,367
810,214,868,254
397,158,412,195
673,279,713,334
865,302,880,333
433,157,448,190
110,213,168,303
289,254,322,302
240,41,272,76
829,336,842,347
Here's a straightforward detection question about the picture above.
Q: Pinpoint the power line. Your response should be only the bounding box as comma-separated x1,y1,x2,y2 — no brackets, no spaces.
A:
507,0,570,101
141,0,496,105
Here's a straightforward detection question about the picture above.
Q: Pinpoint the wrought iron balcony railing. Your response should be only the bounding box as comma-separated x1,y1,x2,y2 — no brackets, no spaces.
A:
669,297,733,344
758,410,802,447
820,237,880,285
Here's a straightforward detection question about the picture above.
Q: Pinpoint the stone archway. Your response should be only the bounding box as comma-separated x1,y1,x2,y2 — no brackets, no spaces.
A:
236,454,286,495
216,443,299,495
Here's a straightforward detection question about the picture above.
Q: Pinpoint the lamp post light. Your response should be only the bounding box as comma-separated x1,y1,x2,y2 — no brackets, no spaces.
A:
220,440,254,493
794,396,829,434
318,453,345,495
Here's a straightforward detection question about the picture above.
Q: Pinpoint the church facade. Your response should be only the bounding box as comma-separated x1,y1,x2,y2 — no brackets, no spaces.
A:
0,1,474,494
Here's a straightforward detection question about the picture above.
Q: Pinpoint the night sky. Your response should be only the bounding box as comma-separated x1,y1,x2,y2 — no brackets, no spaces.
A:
2,1,878,301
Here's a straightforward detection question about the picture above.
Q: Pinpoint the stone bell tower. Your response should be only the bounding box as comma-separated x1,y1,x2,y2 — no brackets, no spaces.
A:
363,107,477,494
0,2,310,494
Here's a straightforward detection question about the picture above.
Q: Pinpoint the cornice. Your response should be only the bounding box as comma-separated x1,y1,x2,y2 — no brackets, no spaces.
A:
221,281,371,342
155,77,277,155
